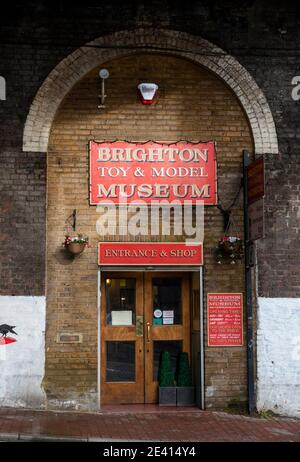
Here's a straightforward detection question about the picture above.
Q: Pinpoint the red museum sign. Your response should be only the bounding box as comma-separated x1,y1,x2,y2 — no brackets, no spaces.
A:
89,140,217,205
207,293,243,347
98,242,203,266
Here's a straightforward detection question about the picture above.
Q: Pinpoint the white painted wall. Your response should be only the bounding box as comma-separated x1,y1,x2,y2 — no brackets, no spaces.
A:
257,297,300,418
0,296,46,408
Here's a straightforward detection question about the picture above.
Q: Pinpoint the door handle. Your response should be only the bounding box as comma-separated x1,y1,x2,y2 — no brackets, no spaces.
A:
146,322,151,342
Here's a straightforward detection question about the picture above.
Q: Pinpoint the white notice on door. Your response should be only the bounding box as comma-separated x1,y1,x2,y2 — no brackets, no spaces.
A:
111,310,132,326
163,310,174,318
163,317,174,325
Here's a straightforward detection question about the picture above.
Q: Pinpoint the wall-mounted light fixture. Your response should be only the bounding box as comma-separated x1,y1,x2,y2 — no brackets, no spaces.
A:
137,83,158,105
98,68,109,109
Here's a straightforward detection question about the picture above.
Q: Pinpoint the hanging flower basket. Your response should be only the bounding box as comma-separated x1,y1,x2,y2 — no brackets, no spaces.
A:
63,234,89,255
215,236,243,264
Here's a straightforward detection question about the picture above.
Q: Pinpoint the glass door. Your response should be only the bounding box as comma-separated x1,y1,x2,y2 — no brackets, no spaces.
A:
101,272,144,404
100,271,191,404
144,272,191,403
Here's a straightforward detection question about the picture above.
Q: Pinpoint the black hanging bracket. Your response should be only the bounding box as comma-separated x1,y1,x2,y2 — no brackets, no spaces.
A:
217,205,231,233
66,209,76,232
217,177,243,233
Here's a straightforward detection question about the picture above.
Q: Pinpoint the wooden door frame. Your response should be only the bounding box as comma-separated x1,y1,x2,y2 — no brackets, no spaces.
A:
97,266,205,410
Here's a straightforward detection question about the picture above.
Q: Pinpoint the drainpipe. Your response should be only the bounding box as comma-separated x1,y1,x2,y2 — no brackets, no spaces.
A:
243,150,256,415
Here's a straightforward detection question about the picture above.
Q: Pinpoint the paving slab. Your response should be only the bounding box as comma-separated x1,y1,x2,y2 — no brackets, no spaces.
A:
0,407,299,442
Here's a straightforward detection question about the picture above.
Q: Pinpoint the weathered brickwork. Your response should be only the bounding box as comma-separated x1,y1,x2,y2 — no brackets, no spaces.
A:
1,1,299,299
45,54,252,408
0,1,300,412
22,29,277,155
257,154,300,297
0,150,46,295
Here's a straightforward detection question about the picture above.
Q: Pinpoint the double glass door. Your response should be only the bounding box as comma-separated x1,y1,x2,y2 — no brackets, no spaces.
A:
100,272,190,404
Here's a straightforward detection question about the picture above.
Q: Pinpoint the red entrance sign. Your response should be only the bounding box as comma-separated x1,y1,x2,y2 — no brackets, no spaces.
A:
98,242,203,266
207,293,243,347
89,141,217,205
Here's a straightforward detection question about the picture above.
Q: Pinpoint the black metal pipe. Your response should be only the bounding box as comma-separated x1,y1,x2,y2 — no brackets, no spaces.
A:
243,150,256,415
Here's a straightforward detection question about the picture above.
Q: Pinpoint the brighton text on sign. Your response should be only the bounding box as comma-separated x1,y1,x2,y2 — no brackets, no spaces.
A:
98,242,203,266
89,141,217,204
207,293,243,347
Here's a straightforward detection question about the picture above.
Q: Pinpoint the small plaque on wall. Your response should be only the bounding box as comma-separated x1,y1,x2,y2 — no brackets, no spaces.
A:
57,333,83,344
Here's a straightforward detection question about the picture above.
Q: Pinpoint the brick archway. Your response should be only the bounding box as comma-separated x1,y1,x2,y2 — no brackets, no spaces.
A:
22,28,278,155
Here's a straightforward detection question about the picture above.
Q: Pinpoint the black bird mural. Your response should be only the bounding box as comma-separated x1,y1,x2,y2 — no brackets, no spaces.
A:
0,325,17,337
